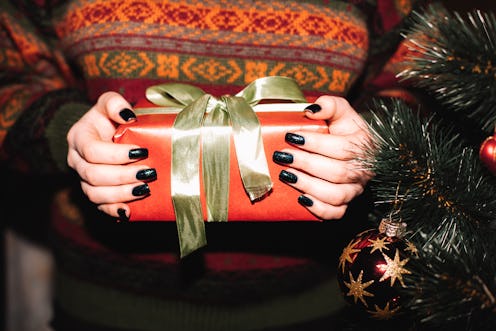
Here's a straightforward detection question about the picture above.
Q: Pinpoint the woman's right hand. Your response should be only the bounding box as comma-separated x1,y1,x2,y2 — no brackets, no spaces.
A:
67,91,156,220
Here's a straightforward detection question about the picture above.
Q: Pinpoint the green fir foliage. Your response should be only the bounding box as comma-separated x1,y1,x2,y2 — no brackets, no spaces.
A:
399,6,496,133
363,98,496,329
340,4,496,330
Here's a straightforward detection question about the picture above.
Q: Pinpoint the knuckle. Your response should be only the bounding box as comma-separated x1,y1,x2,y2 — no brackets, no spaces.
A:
67,152,75,169
85,188,102,204
328,192,347,206
97,91,118,105
323,205,347,220
116,167,133,183
345,168,361,182
80,182,95,201
81,145,98,163
83,167,99,185
316,95,338,108
98,204,113,217
78,165,90,182
334,166,350,181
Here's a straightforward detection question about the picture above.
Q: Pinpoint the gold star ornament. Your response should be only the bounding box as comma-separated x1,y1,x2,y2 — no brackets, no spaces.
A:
343,269,375,306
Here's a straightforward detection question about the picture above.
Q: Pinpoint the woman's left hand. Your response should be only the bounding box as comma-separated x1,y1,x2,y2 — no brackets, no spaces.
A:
272,95,372,220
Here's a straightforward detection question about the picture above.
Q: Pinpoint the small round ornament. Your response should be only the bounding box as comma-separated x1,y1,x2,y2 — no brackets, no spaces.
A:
479,135,496,175
337,218,418,320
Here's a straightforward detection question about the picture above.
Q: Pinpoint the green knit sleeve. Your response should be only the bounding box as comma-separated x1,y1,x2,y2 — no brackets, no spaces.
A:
3,89,90,174
0,2,89,174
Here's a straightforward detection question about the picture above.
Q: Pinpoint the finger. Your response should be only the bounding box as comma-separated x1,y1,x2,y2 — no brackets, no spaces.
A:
81,181,151,205
279,168,365,206
297,194,349,220
304,96,368,135
283,131,369,160
70,135,148,164
275,149,368,184
96,91,137,125
97,203,130,221
76,162,157,186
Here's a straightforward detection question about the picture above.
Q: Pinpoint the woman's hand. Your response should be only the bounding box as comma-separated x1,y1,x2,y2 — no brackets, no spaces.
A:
273,95,372,220
67,92,156,220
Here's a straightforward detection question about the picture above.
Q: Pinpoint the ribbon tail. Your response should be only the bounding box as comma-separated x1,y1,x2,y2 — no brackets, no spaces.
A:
171,95,210,257
172,195,207,257
202,101,231,222
225,96,273,201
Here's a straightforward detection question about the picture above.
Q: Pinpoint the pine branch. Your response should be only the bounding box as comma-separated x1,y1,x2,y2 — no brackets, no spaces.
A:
362,99,496,329
364,99,496,241
402,238,496,331
398,6,496,133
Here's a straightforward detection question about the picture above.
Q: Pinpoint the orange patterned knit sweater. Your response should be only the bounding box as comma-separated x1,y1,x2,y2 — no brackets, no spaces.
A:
0,1,428,330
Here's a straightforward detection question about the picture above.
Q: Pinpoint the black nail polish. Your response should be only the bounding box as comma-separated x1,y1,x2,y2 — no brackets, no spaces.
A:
298,195,314,207
136,168,157,181
305,104,321,113
129,148,148,159
285,133,305,145
273,151,293,164
117,208,129,222
132,183,150,196
279,170,297,184
120,108,136,122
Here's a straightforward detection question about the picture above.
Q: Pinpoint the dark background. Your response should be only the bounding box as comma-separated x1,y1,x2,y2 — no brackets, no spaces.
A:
446,0,496,11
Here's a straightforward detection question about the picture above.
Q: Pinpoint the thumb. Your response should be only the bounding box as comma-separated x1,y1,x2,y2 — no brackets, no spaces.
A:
96,91,137,124
305,96,366,135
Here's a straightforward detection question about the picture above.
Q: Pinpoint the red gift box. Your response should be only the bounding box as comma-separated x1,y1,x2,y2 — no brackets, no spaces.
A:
114,102,328,222
113,77,329,256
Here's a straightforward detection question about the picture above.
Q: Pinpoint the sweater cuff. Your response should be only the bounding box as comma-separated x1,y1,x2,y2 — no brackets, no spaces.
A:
4,88,90,174
45,100,90,172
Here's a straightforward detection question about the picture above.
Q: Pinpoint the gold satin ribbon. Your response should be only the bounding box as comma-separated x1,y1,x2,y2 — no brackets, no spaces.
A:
145,76,307,257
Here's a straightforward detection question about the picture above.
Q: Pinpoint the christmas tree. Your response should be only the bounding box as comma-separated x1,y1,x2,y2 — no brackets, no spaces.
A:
336,3,496,330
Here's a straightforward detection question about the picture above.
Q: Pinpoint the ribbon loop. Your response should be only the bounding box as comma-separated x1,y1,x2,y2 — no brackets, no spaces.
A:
146,76,306,257
235,76,307,106
146,83,206,107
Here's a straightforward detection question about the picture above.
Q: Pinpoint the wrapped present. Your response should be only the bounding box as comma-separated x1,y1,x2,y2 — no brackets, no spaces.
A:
113,76,328,256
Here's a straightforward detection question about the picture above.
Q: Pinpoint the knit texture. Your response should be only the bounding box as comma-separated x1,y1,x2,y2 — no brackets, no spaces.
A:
0,0,427,330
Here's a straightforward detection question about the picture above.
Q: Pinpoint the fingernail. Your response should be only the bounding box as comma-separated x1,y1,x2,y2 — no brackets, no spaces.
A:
304,104,321,113
117,208,129,222
120,108,136,122
129,148,148,159
136,168,157,181
132,183,150,196
273,151,293,164
298,195,314,207
279,170,297,184
285,133,305,145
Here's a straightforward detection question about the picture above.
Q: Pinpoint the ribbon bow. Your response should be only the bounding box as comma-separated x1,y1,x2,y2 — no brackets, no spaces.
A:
145,76,307,257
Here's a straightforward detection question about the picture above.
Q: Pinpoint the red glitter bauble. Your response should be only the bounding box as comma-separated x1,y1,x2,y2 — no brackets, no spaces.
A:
480,136,496,175
336,219,418,320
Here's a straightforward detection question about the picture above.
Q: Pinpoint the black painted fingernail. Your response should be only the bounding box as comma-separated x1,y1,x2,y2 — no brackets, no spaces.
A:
285,133,305,145
132,183,150,196
117,208,129,222
279,170,297,184
298,195,314,207
273,151,293,164
120,108,136,122
136,168,157,181
304,104,321,113
129,148,148,159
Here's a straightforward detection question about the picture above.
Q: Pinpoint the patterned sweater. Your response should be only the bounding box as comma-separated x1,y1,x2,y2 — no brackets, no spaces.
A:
0,1,429,330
